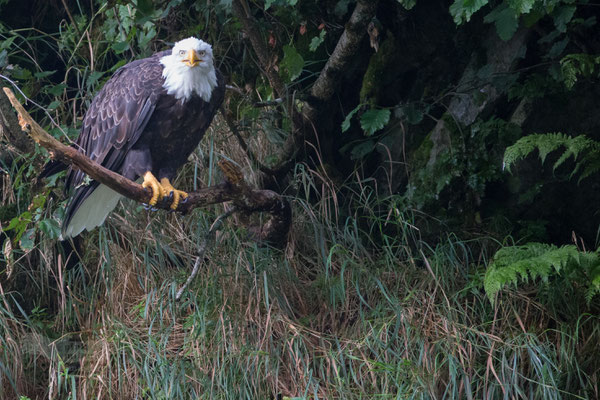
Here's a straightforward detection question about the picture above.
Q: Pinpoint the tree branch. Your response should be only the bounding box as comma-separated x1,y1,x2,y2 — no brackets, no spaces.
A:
219,1,378,177
1,87,291,245
309,0,379,103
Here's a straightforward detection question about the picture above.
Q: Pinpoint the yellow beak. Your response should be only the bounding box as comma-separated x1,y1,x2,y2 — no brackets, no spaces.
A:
182,49,200,67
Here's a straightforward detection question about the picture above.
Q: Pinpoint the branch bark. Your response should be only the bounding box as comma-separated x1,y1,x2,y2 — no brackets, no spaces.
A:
1,87,291,245
309,0,379,103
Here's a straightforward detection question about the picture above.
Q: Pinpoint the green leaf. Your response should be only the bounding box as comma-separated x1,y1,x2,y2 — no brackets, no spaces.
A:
34,70,56,79
265,0,297,9
341,104,361,133
397,0,417,10
47,101,60,111
112,40,130,54
280,45,304,82
0,36,16,50
5,216,21,231
485,5,519,41
360,108,391,136
48,84,67,96
507,0,535,14
309,30,326,52
39,219,61,239
552,5,576,32
449,0,489,24
396,104,424,125
19,228,36,251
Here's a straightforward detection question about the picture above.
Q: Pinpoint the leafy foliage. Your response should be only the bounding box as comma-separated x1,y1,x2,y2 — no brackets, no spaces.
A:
280,44,304,82
359,108,391,136
484,4,519,41
560,53,600,89
408,117,521,212
308,29,326,52
450,0,488,24
340,105,391,137
503,133,600,182
396,0,417,10
264,0,298,10
450,0,581,40
485,243,600,304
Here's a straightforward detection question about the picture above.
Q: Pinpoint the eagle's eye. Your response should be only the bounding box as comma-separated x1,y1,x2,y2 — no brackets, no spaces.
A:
198,50,206,57
178,49,186,56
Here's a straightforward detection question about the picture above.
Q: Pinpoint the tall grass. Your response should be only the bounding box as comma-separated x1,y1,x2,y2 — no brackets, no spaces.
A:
1,135,599,398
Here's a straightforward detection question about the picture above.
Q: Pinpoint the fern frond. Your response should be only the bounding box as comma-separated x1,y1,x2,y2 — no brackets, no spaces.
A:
577,158,600,183
560,53,600,89
504,133,600,182
485,243,600,304
503,133,566,171
552,134,596,171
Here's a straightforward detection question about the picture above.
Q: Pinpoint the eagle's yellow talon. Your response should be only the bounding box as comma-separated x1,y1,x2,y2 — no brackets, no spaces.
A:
142,171,164,206
160,178,188,210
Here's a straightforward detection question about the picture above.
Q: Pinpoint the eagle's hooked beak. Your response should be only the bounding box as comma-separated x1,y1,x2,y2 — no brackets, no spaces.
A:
182,49,201,67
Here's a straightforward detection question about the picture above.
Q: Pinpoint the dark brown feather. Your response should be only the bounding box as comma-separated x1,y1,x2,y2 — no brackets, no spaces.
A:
62,49,225,236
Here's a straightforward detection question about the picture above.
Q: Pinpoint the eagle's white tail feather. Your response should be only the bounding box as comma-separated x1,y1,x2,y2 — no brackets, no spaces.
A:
62,184,122,239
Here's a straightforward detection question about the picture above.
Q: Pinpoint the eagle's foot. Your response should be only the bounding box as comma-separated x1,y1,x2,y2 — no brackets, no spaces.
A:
160,178,188,210
142,171,166,206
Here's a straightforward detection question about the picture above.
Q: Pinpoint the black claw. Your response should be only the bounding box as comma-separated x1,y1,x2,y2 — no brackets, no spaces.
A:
181,196,189,204
143,203,159,212
167,191,174,201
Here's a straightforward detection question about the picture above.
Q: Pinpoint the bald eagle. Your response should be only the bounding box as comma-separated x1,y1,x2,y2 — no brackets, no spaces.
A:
53,37,225,238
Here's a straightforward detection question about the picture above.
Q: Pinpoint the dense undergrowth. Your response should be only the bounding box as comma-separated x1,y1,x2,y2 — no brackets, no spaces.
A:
1,123,599,398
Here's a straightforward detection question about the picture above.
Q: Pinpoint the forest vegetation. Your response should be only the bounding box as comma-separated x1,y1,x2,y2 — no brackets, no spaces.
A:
0,0,599,398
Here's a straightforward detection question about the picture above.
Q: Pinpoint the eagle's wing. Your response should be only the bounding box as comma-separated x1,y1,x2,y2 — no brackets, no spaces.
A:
62,52,168,237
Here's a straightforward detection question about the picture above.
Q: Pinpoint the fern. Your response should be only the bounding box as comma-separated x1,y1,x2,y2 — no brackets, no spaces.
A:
485,243,600,304
560,53,600,89
503,133,600,182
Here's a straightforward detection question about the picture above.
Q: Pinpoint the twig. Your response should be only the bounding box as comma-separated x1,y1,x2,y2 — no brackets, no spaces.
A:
175,208,235,301
254,98,284,107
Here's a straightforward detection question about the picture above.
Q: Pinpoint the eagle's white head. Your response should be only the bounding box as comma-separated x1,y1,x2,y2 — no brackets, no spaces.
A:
160,37,218,102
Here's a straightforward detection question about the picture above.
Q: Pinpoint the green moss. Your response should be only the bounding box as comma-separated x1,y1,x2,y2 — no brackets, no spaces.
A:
360,36,402,105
